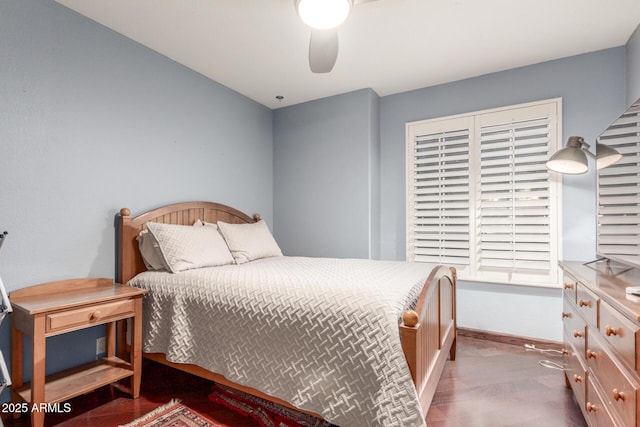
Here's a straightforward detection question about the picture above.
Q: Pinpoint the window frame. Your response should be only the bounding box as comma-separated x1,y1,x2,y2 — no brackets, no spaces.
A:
405,98,563,288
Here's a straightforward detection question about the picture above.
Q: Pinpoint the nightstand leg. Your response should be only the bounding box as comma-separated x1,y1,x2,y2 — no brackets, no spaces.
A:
105,322,116,358
10,323,23,419
31,314,46,427
131,298,143,398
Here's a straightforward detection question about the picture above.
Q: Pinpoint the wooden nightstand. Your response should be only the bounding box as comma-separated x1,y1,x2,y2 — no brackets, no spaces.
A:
9,278,147,427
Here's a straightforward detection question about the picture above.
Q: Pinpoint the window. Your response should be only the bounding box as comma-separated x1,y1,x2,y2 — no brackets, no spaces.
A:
406,99,562,287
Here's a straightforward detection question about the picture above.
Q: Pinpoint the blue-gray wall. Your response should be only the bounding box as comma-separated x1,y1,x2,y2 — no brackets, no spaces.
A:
627,24,640,105
1,0,273,382
273,89,380,259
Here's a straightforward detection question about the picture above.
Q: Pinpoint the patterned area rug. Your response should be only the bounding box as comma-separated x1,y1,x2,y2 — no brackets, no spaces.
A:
119,399,221,427
208,384,334,427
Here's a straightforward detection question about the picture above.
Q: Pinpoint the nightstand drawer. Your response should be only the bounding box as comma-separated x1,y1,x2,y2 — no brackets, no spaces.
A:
600,300,640,375
46,299,135,334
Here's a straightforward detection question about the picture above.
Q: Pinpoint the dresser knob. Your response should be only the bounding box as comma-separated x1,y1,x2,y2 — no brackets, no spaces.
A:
573,374,583,383
586,349,596,359
586,402,597,413
562,312,571,319
564,283,574,290
579,299,591,308
561,348,570,356
612,389,625,402
605,325,619,337
573,330,584,338
90,311,102,321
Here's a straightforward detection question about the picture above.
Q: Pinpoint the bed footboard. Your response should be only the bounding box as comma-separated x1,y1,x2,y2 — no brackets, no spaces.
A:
399,265,456,413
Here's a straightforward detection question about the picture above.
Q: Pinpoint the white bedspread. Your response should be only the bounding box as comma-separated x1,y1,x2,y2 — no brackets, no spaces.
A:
127,256,434,427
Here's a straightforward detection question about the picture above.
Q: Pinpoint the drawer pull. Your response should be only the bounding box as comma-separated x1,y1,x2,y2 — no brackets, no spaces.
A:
578,299,592,308
561,348,570,356
573,330,584,338
612,389,625,402
561,312,571,319
586,402,597,413
586,349,596,360
89,311,102,321
564,283,574,290
573,374,583,383
605,325,619,337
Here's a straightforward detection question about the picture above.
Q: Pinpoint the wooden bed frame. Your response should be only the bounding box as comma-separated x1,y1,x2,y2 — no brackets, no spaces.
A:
116,201,456,419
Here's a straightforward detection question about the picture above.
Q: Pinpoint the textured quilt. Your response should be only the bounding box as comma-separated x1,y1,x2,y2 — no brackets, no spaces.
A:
127,256,434,427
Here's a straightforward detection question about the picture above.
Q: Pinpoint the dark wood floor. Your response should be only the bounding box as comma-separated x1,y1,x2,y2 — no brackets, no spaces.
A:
3,335,587,427
427,336,587,427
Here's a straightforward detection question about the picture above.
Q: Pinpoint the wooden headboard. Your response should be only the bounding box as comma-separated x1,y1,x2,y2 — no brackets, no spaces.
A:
117,201,259,284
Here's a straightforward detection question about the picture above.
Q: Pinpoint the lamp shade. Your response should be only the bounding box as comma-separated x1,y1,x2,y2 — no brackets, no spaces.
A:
546,136,589,174
296,0,352,29
596,143,623,170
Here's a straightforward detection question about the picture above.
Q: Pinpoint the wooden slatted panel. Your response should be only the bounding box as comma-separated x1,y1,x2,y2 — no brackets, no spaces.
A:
439,276,454,347
424,285,440,377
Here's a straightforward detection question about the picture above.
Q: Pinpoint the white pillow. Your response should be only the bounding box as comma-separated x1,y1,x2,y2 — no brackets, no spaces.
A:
217,220,283,264
146,222,235,273
137,230,168,271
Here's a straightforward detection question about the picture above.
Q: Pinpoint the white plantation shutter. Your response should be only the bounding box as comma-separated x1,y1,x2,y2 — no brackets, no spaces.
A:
406,117,472,267
597,101,640,263
407,99,562,287
475,104,559,284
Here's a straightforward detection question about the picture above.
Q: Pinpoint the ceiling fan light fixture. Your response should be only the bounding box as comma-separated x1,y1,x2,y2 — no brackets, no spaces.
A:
296,0,352,30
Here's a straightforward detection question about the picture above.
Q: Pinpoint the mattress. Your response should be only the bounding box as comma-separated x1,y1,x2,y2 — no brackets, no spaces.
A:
127,256,433,427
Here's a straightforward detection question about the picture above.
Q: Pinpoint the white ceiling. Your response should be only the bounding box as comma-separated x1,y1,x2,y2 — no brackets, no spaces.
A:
55,0,640,109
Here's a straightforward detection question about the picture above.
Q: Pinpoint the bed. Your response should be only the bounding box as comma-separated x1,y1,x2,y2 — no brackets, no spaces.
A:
116,201,456,427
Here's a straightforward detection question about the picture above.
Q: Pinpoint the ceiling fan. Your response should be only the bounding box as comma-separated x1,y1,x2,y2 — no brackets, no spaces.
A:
295,0,378,73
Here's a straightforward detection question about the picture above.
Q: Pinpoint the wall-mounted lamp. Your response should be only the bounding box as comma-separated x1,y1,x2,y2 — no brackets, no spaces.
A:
546,136,623,174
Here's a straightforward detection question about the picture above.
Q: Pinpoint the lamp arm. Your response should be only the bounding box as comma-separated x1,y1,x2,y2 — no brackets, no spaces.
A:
577,140,596,159
582,147,596,159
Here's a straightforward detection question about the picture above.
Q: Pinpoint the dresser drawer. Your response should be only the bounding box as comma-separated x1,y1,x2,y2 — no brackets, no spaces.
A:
563,337,587,409
576,283,600,329
587,332,639,427
586,377,621,427
563,273,578,304
564,299,587,358
46,299,135,335
600,299,640,375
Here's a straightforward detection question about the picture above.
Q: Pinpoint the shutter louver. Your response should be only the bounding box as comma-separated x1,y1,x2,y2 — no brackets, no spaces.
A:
597,101,640,262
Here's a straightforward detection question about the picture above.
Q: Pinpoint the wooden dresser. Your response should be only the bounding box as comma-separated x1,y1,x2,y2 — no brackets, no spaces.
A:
560,260,640,427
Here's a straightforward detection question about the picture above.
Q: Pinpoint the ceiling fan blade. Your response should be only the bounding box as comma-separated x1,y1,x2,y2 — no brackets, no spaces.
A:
309,29,339,73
